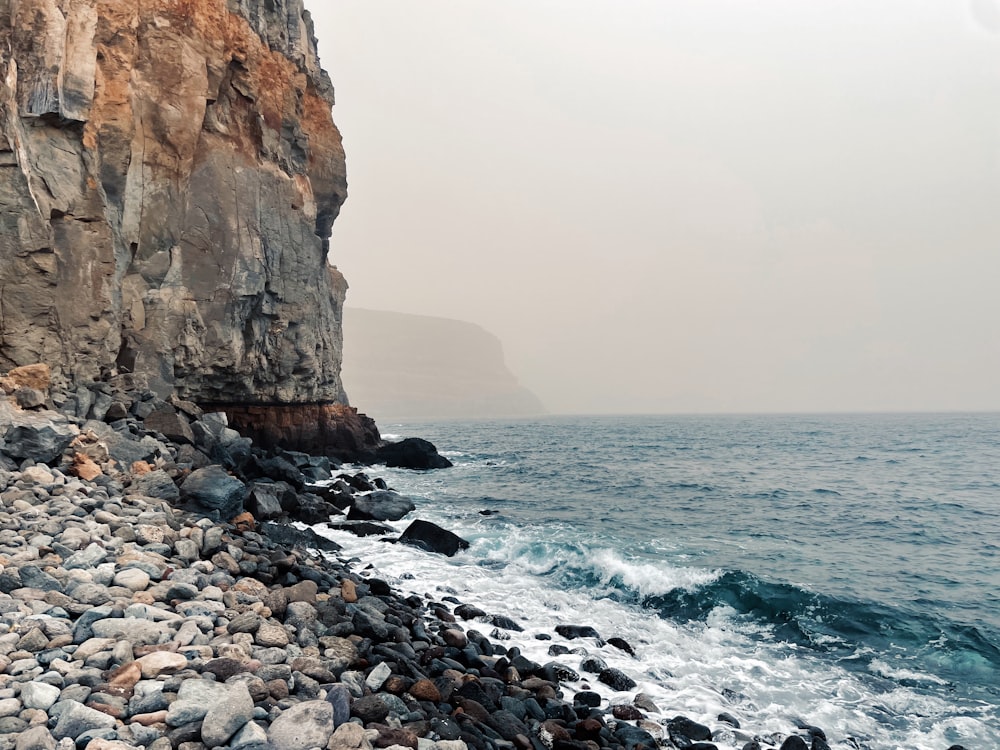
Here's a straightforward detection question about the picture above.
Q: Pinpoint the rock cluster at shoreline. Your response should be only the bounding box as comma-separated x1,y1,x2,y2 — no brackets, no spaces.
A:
0,366,954,750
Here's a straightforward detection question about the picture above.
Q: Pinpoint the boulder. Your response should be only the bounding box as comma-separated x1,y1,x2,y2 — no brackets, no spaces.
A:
247,482,292,520
397,520,470,557
375,438,452,470
349,490,416,522
2,418,76,463
180,465,248,520
145,408,195,445
129,469,180,502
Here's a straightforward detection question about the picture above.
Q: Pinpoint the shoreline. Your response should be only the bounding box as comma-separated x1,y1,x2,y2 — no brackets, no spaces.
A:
0,374,964,750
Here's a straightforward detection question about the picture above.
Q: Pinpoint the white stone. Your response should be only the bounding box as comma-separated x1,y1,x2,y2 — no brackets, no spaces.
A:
113,568,150,591
20,680,60,710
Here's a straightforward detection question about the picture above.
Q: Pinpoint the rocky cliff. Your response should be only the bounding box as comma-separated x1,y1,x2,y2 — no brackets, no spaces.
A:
0,0,349,409
342,309,546,421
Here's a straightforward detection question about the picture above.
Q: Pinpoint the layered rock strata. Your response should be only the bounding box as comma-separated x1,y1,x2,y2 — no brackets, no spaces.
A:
0,0,349,414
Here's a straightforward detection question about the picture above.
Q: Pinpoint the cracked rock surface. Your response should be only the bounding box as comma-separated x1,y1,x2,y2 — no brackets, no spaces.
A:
0,0,349,406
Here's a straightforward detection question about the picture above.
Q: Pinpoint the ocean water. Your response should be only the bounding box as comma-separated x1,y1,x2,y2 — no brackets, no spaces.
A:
316,414,1000,749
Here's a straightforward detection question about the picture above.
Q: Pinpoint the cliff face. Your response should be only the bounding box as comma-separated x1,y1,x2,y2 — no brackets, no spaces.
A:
0,0,348,406
342,308,546,421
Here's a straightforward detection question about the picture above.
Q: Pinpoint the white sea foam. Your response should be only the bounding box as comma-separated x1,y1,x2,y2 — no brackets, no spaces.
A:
313,455,1000,750
316,516,1000,750
870,658,951,686
586,547,720,596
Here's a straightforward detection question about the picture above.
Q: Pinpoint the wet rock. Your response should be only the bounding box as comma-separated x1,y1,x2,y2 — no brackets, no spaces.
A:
397,520,470,557
350,491,416,522
260,522,342,555
598,668,636,691
607,637,635,656
375,438,453,470
779,738,809,750
554,625,602,641
667,717,713,744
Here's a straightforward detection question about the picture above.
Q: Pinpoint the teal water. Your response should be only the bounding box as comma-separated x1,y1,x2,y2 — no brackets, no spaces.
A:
327,414,1000,748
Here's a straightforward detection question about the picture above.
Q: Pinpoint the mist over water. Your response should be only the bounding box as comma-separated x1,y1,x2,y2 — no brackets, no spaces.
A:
310,1,1000,415
317,413,1000,749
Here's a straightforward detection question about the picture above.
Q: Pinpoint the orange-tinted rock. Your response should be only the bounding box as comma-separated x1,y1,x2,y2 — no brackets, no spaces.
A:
224,403,381,460
72,453,103,481
340,579,358,604
232,512,255,532
0,0,349,408
409,679,442,703
5,364,51,391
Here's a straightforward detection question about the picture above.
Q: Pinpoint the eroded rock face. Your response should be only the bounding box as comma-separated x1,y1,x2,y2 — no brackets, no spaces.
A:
0,0,348,406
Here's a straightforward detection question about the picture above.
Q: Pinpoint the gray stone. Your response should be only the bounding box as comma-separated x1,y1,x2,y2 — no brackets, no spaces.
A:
166,678,235,727
2,419,76,463
201,683,254,748
20,681,60,710
51,701,116,740
129,470,180,502
325,683,351,728
145,409,195,445
350,491,416,522
90,618,171,646
15,725,56,750
63,543,107,569
365,661,392,692
230,721,269,750
266,700,334,750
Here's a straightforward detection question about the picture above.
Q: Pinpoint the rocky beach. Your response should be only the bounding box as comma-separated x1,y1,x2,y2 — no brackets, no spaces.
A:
0,364,835,750
0,2,981,749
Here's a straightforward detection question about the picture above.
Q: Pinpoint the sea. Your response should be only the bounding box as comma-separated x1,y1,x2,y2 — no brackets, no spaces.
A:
314,414,1000,750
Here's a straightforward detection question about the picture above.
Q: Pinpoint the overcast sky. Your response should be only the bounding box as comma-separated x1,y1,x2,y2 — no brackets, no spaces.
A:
307,1,1000,415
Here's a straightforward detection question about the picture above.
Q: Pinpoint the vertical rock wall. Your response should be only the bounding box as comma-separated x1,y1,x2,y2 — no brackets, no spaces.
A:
0,0,350,407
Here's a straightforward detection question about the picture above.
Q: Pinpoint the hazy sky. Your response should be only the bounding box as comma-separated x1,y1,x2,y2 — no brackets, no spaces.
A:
307,1,1000,415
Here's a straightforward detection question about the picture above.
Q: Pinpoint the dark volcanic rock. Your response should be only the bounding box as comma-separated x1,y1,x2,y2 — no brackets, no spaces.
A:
349,490,416,522
397,520,470,557
261,522,342,555
555,625,602,641
330,521,395,538
180,465,248,520
667,716,713,744
376,438,453,470
598,668,637,691
2,419,75,463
